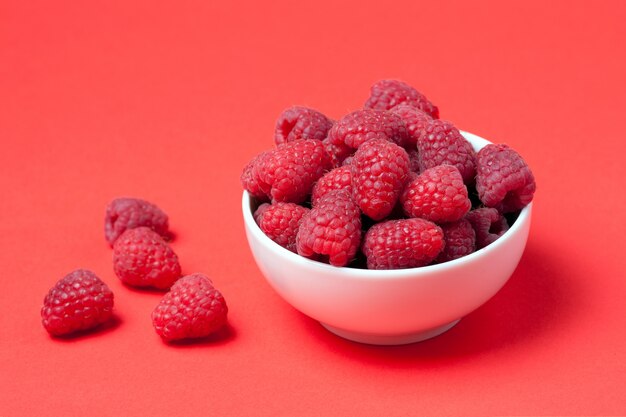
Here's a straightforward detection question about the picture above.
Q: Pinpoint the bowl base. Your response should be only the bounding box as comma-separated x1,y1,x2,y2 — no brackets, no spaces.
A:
320,320,460,345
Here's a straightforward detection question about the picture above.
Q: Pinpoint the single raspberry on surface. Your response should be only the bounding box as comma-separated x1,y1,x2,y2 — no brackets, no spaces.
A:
327,109,409,150
274,106,334,145
435,218,476,263
400,165,471,223
296,190,361,267
365,79,439,119
391,104,433,149
465,208,509,249
105,197,170,246
241,150,272,201
475,144,536,213
113,227,182,289
41,269,114,336
416,119,477,184
257,139,333,203
323,137,354,168
152,273,228,342
351,138,411,220
363,218,445,269
311,166,352,207
256,202,309,252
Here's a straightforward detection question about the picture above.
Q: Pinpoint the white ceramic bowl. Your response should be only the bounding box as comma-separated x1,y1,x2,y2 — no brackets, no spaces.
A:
242,131,532,345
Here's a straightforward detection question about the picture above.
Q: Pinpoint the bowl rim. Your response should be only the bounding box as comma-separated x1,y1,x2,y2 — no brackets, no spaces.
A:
242,130,533,280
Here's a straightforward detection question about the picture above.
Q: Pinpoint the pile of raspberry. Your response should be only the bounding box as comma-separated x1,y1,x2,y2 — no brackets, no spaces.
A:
242,79,536,269
41,198,228,341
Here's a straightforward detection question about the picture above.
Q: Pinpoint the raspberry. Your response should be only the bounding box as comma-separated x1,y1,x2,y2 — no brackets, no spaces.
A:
327,109,409,150
351,138,411,220
322,137,354,168
296,190,361,267
258,139,333,203
256,202,309,252
391,104,433,149
362,218,444,269
152,273,228,342
113,227,182,289
365,79,439,119
400,165,471,223
475,144,536,213
274,106,334,145
407,149,421,173
311,166,352,207
435,218,476,263
240,150,272,201
253,203,271,223
41,269,114,336
416,119,477,184
465,208,509,249
105,197,170,246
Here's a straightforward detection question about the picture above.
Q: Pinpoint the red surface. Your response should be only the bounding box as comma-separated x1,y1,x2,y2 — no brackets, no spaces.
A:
1,1,625,415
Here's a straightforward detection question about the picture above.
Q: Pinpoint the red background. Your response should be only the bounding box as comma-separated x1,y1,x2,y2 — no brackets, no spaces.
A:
1,1,625,415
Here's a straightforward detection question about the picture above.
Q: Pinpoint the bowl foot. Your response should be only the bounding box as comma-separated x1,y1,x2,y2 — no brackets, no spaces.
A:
320,319,461,345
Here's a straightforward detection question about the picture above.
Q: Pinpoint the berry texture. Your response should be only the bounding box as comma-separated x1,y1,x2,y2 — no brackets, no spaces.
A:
311,166,352,207
256,202,310,252
351,138,411,220
365,79,439,119
105,197,170,246
466,208,509,249
274,106,334,145
391,104,433,149
113,227,182,289
253,203,271,223
322,137,354,168
152,273,228,342
240,150,272,201
258,139,333,203
328,109,409,150
400,165,471,223
476,144,536,213
416,119,477,184
41,269,114,336
406,149,421,173
363,218,445,269
435,218,476,263
296,190,361,267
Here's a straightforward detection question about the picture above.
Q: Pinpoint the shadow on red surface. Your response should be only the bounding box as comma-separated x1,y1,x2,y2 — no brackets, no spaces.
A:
297,240,578,366
47,313,123,343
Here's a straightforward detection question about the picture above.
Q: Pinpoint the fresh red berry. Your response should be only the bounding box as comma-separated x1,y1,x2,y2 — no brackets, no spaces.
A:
253,203,271,223
105,197,170,246
400,165,471,223
327,109,409,150
256,202,309,252
465,208,509,249
435,218,476,263
152,273,228,342
391,104,433,149
113,227,182,289
363,218,444,269
475,144,536,213
241,150,272,201
41,269,114,336
322,137,354,168
311,166,352,207
258,139,332,203
365,80,439,119
406,149,421,173
416,119,477,184
351,138,411,220
274,106,334,145
296,190,361,267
